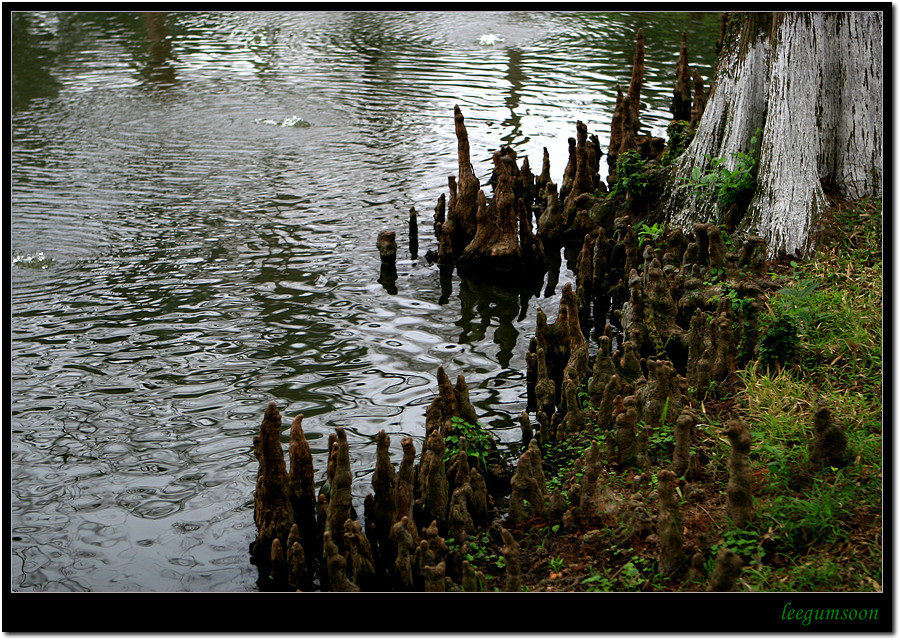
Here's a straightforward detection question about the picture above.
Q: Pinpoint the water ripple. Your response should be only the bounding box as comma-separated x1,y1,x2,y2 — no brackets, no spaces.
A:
10,9,722,592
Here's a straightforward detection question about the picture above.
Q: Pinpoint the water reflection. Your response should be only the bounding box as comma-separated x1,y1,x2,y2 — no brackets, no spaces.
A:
10,12,61,110
10,10,722,592
377,263,399,295
142,12,175,86
500,47,525,147
456,273,542,369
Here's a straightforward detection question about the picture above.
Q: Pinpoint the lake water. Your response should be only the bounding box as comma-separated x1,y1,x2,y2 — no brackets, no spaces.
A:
10,10,721,592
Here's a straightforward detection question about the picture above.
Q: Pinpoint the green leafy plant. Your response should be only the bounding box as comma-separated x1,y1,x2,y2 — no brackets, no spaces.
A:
609,149,649,202
758,266,825,369
619,561,643,590
648,425,675,461
712,528,765,562
660,119,694,165
533,523,560,551
444,415,494,470
637,222,666,248
542,434,593,491
582,567,615,591
757,314,798,369
682,128,761,211
762,472,853,552
773,266,823,325
548,556,566,574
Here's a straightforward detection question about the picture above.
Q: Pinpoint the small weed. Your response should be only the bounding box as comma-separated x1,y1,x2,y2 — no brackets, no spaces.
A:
660,119,694,165
637,222,666,248
444,415,494,470
582,566,615,591
647,424,675,461
712,528,765,564
609,149,650,203
682,128,761,212
548,556,566,574
757,313,800,370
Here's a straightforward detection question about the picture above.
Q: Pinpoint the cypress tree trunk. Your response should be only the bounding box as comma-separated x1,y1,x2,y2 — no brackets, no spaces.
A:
659,12,883,258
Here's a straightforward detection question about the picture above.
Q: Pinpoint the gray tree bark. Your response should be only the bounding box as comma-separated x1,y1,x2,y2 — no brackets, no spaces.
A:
659,12,883,258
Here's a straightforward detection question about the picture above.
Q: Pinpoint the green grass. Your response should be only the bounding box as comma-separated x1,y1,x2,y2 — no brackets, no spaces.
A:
727,197,883,592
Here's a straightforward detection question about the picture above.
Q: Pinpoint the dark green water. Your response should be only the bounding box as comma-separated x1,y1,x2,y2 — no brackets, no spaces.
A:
10,10,721,591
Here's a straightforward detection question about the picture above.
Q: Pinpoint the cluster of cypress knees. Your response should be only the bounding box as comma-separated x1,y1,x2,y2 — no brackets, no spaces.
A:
252,25,850,592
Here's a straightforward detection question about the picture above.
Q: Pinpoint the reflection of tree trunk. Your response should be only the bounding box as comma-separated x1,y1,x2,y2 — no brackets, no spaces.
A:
142,12,175,84
659,12,883,258
501,48,524,147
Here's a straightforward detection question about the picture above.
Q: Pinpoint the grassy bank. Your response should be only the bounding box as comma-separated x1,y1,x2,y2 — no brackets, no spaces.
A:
728,196,883,591
463,197,883,592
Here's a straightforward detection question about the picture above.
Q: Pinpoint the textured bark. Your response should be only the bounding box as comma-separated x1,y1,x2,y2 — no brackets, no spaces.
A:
579,440,617,523
661,12,883,257
508,439,549,524
500,528,522,592
707,547,743,592
564,122,596,218
325,427,353,553
461,560,482,592
689,68,707,133
808,405,850,472
607,85,625,172
253,402,293,553
534,346,556,442
419,429,449,531
288,414,319,561
446,105,480,246
425,365,460,437
344,519,377,591
371,429,397,553
376,230,397,265
395,437,417,534
559,137,577,204
657,469,685,575
408,206,418,259
421,561,447,592
453,373,480,428
390,516,415,590
724,417,754,528
456,145,543,276
672,408,696,477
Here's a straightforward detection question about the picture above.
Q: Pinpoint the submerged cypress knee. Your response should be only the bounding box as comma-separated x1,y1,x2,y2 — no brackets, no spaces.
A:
408,206,419,258
289,414,319,559
377,229,398,265
253,402,293,562
372,429,397,554
325,427,353,553
672,31,692,121
323,530,359,592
